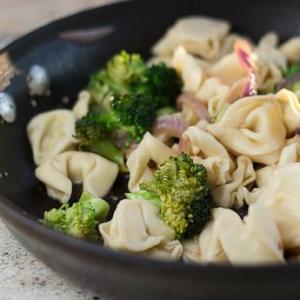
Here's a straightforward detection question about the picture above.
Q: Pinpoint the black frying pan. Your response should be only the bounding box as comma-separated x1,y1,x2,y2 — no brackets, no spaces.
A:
0,0,300,299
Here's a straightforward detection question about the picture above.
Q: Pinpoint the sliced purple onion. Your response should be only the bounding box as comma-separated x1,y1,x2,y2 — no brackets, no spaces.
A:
152,113,188,139
234,39,257,97
177,93,210,122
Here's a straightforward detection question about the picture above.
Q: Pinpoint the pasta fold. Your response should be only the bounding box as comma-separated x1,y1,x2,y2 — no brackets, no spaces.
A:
207,95,286,164
27,109,76,165
152,16,230,60
183,204,283,264
256,163,300,252
35,151,118,203
127,133,175,191
100,199,183,260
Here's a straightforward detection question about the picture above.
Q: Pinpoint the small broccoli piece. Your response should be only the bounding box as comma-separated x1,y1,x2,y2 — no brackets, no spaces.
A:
76,94,156,146
283,64,300,78
143,63,183,108
44,192,110,241
88,51,147,109
75,110,128,172
127,153,213,240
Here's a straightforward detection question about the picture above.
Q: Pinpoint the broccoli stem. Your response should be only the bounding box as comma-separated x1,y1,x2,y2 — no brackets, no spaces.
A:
126,190,162,208
82,139,128,173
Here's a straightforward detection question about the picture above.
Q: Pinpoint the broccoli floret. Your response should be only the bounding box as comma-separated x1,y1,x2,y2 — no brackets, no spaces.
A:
75,94,156,170
44,192,109,241
88,51,182,110
75,110,128,172
126,153,213,240
283,64,300,78
88,51,147,109
143,63,183,108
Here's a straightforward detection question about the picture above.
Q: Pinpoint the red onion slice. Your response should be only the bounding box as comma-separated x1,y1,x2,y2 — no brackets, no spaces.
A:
177,93,210,122
152,113,188,139
234,39,257,97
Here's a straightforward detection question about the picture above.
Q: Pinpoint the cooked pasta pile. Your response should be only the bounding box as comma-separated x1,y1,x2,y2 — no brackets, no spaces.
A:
27,16,300,265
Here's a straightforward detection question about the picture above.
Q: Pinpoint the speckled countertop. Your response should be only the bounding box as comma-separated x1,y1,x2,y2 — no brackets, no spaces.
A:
0,1,117,299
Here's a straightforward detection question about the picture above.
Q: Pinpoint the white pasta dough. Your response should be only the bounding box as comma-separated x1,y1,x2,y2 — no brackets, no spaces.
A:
27,109,76,165
196,77,230,119
172,46,204,92
255,36,286,92
100,199,183,260
127,133,175,191
183,204,283,264
256,163,300,252
207,95,286,164
152,16,230,60
213,156,256,208
280,37,300,63
256,142,300,188
274,89,300,135
35,151,118,203
207,52,246,85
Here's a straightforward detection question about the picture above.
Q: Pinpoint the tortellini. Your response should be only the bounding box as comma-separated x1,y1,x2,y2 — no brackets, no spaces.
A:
213,156,256,208
256,163,300,252
100,199,183,260
274,89,300,136
27,110,76,165
152,16,230,60
207,95,286,164
35,151,118,203
127,133,175,192
196,77,230,119
280,37,300,63
256,142,300,188
172,46,204,92
207,52,246,85
183,204,284,264
255,34,286,92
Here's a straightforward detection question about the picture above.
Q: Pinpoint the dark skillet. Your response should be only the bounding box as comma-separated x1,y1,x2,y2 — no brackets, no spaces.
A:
0,0,300,299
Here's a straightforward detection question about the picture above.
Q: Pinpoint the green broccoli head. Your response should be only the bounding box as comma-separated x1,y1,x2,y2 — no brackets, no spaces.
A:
127,153,213,240
88,51,182,111
88,51,147,108
76,93,156,144
111,94,156,141
75,110,128,172
44,191,110,241
143,63,183,108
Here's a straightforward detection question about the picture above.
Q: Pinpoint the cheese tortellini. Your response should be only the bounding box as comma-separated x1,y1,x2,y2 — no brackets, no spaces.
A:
183,204,284,264
256,163,300,252
100,199,183,260
207,95,286,164
35,151,118,203
27,110,76,165
152,16,230,60
127,133,175,192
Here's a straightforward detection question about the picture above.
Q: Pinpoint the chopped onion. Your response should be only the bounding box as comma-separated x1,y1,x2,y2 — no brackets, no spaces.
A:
0,92,16,123
177,93,210,122
234,39,257,97
152,113,188,139
27,65,50,96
